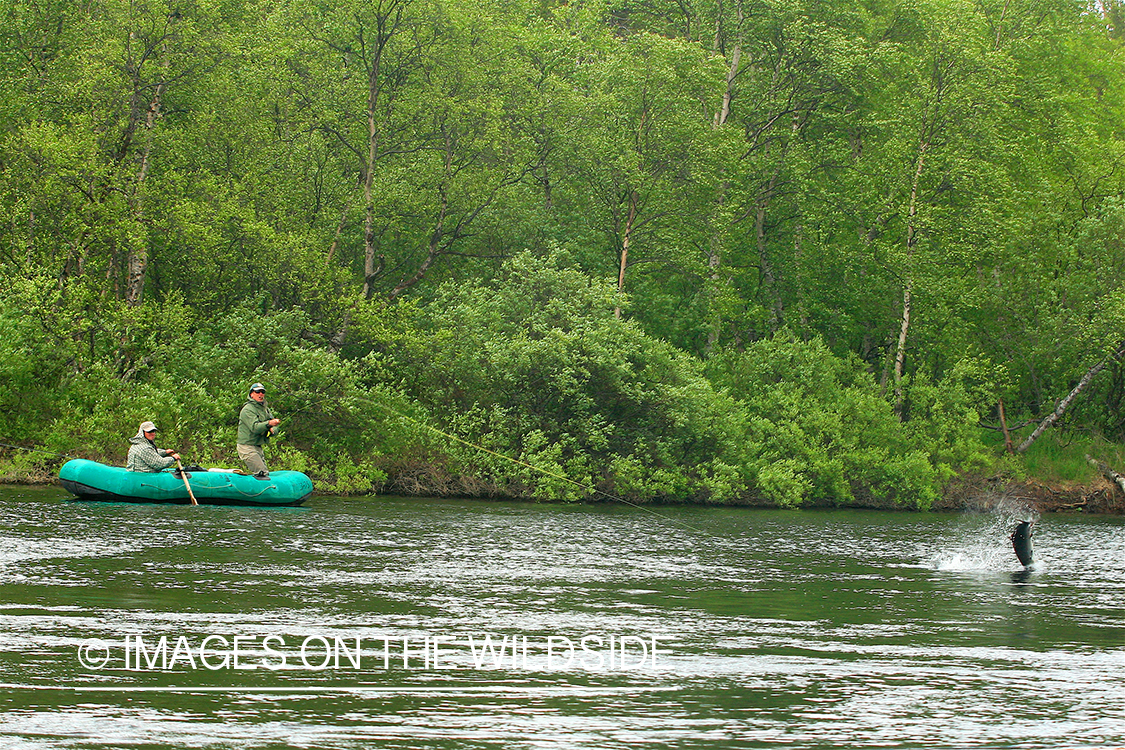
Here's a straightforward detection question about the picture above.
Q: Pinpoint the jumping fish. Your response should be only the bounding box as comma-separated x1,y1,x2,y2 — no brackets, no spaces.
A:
1011,520,1034,567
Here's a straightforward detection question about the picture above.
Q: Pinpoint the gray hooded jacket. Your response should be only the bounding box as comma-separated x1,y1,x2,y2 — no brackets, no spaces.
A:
125,434,175,473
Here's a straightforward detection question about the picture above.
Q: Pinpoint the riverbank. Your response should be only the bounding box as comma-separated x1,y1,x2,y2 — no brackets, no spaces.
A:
6,456,1123,514
936,474,1125,515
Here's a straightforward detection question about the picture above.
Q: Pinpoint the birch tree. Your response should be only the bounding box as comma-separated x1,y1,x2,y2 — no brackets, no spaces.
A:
831,1,1014,416
0,0,238,328
555,30,721,322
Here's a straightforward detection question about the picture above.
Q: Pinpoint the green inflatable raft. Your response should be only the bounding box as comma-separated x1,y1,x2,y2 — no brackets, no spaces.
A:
59,459,312,507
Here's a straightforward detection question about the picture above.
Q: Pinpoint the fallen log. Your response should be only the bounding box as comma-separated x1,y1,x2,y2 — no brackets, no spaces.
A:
1086,454,1125,496
1018,340,1125,453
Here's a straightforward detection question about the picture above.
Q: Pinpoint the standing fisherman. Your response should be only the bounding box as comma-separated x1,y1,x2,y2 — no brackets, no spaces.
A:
237,383,280,479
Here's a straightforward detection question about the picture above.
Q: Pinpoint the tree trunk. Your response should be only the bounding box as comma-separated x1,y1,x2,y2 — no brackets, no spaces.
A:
326,196,353,267
124,56,168,307
893,141,928,417
998,398,1014,454
389,184,448,300
704,205,725,355
892,281,913,416
1017,340,1125,452
1087,454,1125,496
713,41,740,129
361,51,383,301
756,173,782,333
358,1,412,299
704,13,742,352
124,247,148,306
615,189,638,319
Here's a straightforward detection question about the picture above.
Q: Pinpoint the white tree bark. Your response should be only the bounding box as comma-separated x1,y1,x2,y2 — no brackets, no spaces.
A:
1017,340,1125,452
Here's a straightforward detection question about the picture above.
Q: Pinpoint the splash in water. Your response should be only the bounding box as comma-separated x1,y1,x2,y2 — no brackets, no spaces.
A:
930,504,1041,572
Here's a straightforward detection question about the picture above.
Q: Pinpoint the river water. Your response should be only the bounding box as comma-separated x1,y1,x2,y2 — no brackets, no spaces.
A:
0,484,1122,749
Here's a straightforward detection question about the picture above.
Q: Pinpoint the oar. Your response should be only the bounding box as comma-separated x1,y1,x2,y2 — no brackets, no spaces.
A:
176,459,199,506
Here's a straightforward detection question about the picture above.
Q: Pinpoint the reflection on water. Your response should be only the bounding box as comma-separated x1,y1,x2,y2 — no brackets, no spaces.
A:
0,485,1122,749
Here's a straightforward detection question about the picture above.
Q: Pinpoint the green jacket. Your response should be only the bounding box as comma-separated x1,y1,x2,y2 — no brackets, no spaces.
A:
237,398,276,447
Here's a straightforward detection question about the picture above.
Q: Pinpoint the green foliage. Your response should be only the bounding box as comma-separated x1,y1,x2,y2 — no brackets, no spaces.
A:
708,334,991,509
1018,433,1125,485
391,251,749,502
1019,439,1096,484
2,0,1124,503
0,311,64,444
901,357,1001,477
0,296,415,489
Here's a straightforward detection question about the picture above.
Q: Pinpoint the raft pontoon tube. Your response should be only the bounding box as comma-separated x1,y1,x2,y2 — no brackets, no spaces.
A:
59,459,312,507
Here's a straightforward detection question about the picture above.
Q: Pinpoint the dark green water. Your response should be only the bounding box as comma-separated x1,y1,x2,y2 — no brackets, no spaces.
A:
0,484,1122,748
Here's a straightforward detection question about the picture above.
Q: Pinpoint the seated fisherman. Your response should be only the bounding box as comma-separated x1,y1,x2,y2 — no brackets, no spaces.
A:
125,421,181,472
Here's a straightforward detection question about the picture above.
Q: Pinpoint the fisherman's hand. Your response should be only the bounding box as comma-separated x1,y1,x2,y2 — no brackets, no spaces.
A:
268,419,280,427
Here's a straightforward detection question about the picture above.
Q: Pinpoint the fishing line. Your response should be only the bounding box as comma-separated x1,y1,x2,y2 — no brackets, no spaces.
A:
370,399,711,536
0,442,80,461
4,406,711,533
278,387,711,533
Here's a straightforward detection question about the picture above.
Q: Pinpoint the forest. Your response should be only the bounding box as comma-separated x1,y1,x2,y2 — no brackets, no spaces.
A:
2,0,1125,508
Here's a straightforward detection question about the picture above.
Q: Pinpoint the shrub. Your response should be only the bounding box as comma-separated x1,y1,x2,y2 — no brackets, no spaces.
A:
709,332,950,508
388,250,749,502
